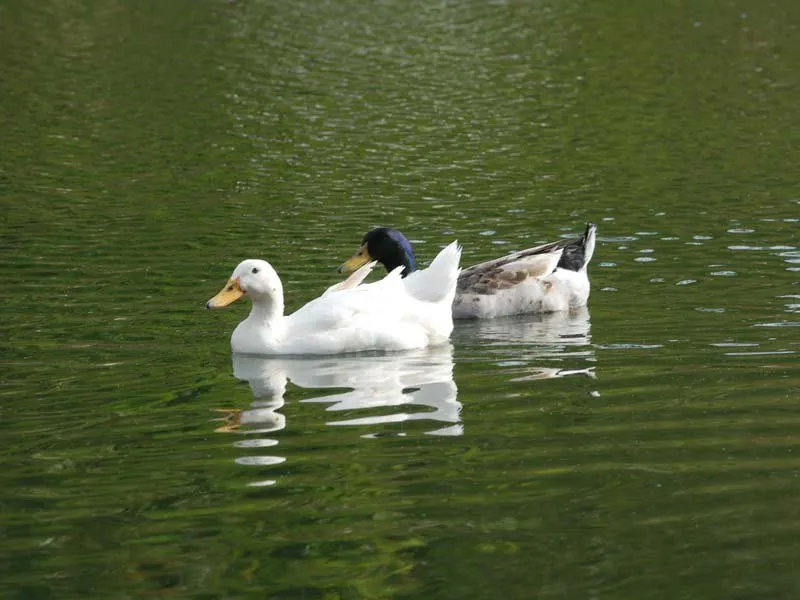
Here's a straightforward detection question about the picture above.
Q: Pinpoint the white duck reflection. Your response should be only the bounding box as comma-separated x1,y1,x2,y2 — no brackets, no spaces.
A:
451,307,595,381
229,344,461,437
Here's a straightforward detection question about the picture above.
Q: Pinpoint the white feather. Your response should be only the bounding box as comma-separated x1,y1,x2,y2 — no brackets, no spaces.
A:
403,240,462,304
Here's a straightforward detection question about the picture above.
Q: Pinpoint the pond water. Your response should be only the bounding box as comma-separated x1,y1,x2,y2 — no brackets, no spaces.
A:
2,0,799,598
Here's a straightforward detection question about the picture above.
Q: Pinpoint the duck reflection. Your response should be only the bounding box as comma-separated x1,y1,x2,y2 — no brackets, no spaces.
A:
229,343,460,436
452,307,595,381
215,345,459,485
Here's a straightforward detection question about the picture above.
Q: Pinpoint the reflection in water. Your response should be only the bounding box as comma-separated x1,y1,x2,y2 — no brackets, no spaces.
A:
218,312,594,485
233,345,459,435
219,345,460,484
212,366,287,487
295,345,460,436
453,307,595,382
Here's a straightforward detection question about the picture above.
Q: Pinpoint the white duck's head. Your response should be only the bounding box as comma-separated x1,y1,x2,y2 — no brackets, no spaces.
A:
206,259,283,309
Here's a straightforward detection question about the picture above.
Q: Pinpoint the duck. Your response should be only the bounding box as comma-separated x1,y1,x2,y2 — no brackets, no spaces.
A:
206,241,462,355
339,223,596,319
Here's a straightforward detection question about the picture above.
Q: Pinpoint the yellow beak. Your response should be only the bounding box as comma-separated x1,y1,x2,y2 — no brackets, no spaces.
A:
338,244,372,274
206,277,244,309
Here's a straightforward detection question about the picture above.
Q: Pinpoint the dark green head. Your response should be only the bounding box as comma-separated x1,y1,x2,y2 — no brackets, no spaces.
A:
338,227,418,277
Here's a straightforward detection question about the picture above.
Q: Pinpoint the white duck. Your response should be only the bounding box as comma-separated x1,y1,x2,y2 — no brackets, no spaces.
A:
339,224,596,319
206,242,461,355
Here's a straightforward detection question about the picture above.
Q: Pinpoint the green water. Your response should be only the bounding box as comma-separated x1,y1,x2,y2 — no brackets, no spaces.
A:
2,0,799,598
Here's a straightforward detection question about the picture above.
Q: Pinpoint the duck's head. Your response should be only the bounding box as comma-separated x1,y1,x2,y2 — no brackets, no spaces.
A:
206,259,282,308
338,227,418,276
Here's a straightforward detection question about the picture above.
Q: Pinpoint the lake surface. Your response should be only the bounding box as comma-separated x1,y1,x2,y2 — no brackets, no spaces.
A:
2,0,799,598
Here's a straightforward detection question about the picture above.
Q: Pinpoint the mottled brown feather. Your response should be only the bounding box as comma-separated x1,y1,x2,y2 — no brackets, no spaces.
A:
456,240,570,295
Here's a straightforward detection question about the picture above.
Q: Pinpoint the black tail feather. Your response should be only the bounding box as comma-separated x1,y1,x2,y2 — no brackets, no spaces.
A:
556,223,597,272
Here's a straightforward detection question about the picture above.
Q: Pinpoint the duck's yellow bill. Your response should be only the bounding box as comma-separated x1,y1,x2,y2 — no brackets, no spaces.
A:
207,278,244,309
338,245,372,274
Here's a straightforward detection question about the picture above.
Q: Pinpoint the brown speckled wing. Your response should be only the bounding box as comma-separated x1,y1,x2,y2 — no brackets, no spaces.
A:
456,266,529,295
456,239,569,295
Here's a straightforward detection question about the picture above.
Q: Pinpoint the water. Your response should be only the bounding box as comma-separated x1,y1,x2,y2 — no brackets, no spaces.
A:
2,0,799,597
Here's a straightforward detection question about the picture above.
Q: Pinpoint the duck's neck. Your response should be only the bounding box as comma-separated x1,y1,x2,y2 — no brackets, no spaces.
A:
245,294,286,337
247,296,283,328
231,293,288,354
399,255,417,277
382,245,417,277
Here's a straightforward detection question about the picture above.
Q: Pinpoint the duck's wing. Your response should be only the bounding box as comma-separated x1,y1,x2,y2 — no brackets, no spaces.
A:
284,267,444,353
457,223,598,295
295,266,404,329
457,247,563,295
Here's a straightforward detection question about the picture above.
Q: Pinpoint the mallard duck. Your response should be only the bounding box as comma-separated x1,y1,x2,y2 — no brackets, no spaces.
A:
339,223,596,319
206,241,461,355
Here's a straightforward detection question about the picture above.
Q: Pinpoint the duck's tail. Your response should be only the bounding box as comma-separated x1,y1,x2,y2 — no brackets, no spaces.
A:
403,240,462,304
557,223,597,272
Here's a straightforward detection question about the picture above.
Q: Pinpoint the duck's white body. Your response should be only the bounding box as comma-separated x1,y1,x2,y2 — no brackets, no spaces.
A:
208,242,461,356
452,242,594,319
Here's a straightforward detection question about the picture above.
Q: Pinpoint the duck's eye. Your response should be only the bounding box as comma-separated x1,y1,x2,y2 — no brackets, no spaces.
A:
251,267,260,274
